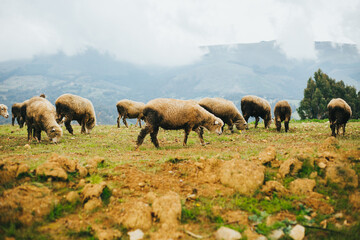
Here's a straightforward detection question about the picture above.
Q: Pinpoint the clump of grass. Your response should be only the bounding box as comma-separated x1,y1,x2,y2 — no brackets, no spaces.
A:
86,174,104,184
1,222,50,240
67,225,95,239
46,201,79,222
167,157,186,164
100,186,112,205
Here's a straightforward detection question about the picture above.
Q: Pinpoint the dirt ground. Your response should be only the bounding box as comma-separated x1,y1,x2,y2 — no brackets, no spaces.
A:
0,121,359,239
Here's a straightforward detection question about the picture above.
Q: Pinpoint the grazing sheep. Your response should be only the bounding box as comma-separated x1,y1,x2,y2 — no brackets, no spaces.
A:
116,99,145,128
327,98,352,137
136,98,224,149
198,97,247,133
241,95,272,129
55,94,96,134
17,94,47,128
11,103,24,127
274,100,292,132
0,104,9,119
26,97,63,143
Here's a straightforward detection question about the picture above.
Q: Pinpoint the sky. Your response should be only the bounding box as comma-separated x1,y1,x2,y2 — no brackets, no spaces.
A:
0,0,359,66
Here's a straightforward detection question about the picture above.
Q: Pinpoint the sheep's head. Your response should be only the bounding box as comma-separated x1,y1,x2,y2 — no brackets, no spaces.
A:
86,117,96,131
235,119,247,130
265,113,272,129
47,125,63,143
204,117,224,135
0,105,9,118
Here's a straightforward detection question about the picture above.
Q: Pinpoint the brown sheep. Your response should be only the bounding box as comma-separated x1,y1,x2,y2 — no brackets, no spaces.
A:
116,99,145,128
135,98,224,149
198,97,247,133
18,94,47,128
241,95,272,129
55,94,96,134
274,100,292,132
26,97,63,143
0,104,9,119
327,98,352,137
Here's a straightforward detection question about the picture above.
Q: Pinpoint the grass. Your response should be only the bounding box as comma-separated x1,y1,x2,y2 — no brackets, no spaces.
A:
0,121,360,239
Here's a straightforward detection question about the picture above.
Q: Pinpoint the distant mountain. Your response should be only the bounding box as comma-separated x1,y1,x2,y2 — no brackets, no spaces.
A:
0,41,359,125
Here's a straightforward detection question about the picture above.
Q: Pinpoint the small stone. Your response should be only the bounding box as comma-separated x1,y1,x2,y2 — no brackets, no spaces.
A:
128,229,144,240
318,162,326,169
138,182,145,187
333,212,343,219
66,191,80,204
84,198,102,211
289,225,305,240
24,144,31,149
77,179,86,188
309,172,318,179
268,229,284,240
214,226,242,240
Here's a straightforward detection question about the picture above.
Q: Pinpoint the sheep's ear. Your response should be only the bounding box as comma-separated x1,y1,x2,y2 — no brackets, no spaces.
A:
51,128,56,132
215,120,219,125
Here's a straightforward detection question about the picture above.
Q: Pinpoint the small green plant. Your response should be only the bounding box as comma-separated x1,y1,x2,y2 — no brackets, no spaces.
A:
100,186,112,205
46,201,79,222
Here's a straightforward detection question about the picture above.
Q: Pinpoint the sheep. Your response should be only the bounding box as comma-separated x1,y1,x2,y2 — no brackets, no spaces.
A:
0,104,9,119
116,99,145,128
17,94,47,128
11,103,24,127
55,94,96,134
135,98,224,149
274,100,292,132
26,97,63,143
327,98,352,137
241,95,272,129
198,97,247,133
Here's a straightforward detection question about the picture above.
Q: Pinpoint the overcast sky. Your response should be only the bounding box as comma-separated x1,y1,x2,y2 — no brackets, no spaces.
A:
0,0,359,66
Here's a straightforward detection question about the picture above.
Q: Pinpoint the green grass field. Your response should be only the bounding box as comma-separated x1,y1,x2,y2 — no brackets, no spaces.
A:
0,120,359,239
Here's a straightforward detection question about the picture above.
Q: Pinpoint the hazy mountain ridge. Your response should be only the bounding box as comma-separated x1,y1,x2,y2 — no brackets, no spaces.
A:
0,41,359,124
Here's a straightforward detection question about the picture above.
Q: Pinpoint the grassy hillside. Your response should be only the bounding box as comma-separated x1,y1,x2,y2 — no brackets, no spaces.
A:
0,121,359,239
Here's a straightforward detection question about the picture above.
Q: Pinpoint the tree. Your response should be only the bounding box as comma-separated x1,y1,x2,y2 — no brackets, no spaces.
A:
297,69,360,119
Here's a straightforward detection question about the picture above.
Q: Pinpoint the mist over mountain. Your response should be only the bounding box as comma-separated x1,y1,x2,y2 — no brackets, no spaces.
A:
0,41,359,125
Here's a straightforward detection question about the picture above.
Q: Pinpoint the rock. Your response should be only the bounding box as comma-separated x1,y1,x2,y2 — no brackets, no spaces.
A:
219,159,265,195
243,228,262,240
214,226,242,240
24,144,31,149
81,182,107,203
84,198,102,211
144,191,157,204
36,162,68,180
262,181,288,196
76,164,88,178
289,178,316,195
48,153,77,172
258,146,276,164
256,236,267,240
326,163,358,188
0,184,55,226
77,179,86,188
128,229,144,240
309,172,318,179
349,191,360,209
268,229,284,240
289,224,305,240
66,191,80,204
87,156,105,169
152,191,182,227
278,158,303,178
112,201,152,230
96,229,122,240
0,161,30,184
318,162,327,169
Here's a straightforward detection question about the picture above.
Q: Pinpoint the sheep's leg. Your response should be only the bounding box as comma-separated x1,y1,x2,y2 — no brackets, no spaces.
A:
36,128,41,142
150,127,160,148
343,123,346,136
194,127,205,146
336,124,340,136
244,115,250,129
255,117,259,128
284,121,289,132
136,125,153,149
330,124,336,137
137,118,142,128
27,123,32,141
117,115,121,128
12,115,15,126
183,127,192,146
80,118,87,134
65,119,74,135
123,117,129,128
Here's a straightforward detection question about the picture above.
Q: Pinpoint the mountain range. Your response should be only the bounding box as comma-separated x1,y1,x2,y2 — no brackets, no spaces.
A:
0,40,359,125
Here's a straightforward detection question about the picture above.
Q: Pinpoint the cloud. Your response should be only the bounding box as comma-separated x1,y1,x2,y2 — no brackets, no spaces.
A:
0,0,359,65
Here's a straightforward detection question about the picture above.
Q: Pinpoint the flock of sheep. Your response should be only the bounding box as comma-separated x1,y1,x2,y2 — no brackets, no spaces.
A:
0,94,352,148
